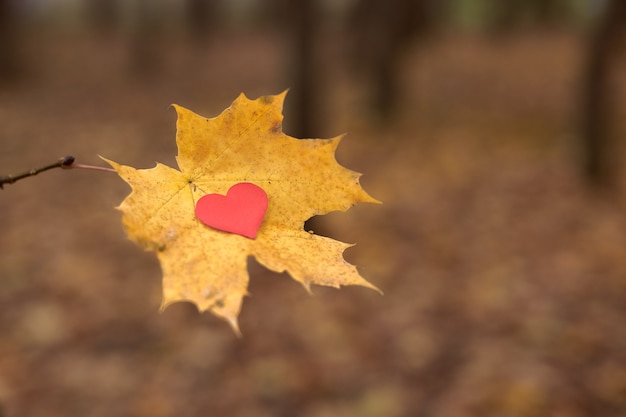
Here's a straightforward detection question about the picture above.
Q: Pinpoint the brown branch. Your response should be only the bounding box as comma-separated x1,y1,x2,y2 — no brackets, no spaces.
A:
0,155,115,189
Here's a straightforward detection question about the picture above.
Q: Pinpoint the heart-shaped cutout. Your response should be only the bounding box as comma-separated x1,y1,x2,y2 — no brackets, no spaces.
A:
195,182,268,239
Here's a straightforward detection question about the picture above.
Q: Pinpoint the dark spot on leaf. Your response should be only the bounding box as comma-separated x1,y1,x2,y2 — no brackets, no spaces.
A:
270,122,281,134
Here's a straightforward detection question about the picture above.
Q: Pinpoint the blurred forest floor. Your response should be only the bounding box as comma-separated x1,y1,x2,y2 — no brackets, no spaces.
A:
1,28,626,417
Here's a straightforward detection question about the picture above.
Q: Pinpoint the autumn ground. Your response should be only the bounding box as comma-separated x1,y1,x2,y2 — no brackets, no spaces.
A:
1,28,626,417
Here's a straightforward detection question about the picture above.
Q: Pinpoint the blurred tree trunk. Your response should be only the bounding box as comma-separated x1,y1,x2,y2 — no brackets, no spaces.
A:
533,0,563,25
186,0,216,40
489,0,570,32
581,0,626,187
287,0,318,139
489,0,525,32
88,0,120,34
129,0,161,76
0,0,19,81
348,0,429,123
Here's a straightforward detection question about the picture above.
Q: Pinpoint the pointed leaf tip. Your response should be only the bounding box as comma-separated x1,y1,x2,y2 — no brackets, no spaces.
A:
226,316,242,338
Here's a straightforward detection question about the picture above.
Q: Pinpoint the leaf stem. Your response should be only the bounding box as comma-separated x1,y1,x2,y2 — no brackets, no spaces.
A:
68,163,116,174
0,155,115,189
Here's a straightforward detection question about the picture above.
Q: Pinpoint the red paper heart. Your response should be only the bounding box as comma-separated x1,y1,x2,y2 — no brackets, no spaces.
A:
195,182,268,239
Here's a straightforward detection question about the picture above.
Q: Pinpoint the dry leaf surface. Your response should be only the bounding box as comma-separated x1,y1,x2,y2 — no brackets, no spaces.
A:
106,92,379,332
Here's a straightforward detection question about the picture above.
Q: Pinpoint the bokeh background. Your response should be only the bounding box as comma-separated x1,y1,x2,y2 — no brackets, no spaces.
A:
1,1,626,416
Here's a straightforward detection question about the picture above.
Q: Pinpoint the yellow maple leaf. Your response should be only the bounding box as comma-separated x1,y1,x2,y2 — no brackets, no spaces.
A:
105,92,380,333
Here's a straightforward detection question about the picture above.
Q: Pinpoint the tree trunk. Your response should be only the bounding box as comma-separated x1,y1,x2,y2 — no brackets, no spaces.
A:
88,0,119,34
0,0,19,81
287,0,318,139
348,0,428,123
581,0,626,187
128,0,161,76
186,0,216,40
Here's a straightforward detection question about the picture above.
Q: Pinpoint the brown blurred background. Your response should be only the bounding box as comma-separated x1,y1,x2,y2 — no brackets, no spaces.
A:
1,0,626,416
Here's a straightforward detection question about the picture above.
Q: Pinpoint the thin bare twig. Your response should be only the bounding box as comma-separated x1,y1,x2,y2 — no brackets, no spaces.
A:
0,156,115,189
